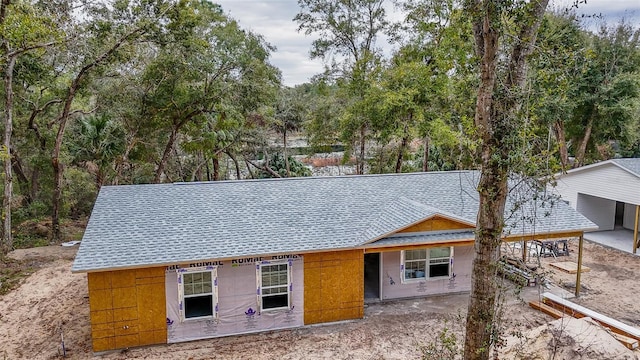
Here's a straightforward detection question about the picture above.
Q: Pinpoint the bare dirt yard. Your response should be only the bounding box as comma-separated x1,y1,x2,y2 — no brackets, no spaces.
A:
1,239,639,360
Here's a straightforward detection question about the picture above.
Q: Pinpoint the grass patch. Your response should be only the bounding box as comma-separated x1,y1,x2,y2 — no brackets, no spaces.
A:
13,233,49,249
0,258,36,295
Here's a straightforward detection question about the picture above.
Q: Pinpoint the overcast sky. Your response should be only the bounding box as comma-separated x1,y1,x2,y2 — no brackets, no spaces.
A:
216,0,640,86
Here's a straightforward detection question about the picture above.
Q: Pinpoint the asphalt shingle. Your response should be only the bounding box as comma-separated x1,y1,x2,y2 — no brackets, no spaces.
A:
611,158,640,177
72,171,596,272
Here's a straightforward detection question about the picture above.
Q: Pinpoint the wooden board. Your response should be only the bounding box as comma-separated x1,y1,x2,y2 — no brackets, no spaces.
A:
534,296,638,350
548,261,590,274
528,301,566,319
88,267,166,352
611,333,639,350
303,250,364,325
542,292,640,341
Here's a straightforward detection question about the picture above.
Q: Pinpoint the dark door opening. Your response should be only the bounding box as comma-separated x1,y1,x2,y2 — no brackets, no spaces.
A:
615,201,625,227
364,253,380,300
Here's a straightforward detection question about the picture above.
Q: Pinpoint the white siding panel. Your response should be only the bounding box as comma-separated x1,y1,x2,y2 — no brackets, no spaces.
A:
624,203,639,230
554,163,640,208
577,194,615,231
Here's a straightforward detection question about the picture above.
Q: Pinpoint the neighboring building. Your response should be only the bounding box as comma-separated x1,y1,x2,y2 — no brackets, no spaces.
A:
553,158,640,252
72,171,595,352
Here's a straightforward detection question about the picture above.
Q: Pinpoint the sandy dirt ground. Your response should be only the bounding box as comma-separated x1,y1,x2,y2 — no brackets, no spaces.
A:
1,239,639,359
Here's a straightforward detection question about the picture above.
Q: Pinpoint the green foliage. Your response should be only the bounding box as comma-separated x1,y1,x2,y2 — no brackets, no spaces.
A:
530,15,640,167
258,153,312,179
68,114,125,185
0,259,35,295
420,318,464,360
62,168,97,220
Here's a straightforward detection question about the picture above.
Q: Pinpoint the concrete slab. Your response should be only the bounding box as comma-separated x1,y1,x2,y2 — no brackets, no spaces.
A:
584,228,639,255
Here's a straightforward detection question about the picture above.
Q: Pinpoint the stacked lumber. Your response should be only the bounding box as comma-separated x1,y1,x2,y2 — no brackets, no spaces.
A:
498,257,538,287
528,292,640,350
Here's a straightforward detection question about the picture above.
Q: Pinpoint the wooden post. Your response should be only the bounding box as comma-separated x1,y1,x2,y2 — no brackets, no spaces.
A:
522,240,527,263
633,205,639,255
575,234,584,297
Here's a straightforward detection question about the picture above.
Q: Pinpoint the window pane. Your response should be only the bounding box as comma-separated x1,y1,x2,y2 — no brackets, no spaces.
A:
263,294,288,310
193,282,203,294
184,284,193,296
405,260,426,279
193,272,202,282
203,282,212,293
203,272,211,282
429,263,450,278
185,295,213,318
184,273,193,285
406,249,426,260
430,247,451,258
430,258,449,264
260,264,289,310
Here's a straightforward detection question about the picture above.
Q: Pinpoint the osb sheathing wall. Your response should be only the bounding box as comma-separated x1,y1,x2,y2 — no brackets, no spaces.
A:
304,250,364,325
87,267,167,352
398,216,474,233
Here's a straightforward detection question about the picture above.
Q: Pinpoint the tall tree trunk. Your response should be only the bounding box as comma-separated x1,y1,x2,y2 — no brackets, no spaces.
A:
113,138,136,185
154,111,201,183
154,126,179,183
574,116,593,168
52,81,83,242
225,151,241,180
283,128,290,177
212,155,219,181
11,148,30,204
552,121,569,172
358,123,366,175
463,0,548,358
30,168,39,205
52,26,147,242
423,135,429,172
2,54,16,254
395,122,410,174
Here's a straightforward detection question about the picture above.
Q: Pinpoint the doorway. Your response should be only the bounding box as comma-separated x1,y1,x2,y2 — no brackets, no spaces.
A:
364,253,380,301
615,201,625,227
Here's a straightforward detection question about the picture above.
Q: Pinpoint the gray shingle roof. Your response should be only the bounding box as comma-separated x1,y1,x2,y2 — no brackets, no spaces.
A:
367,230,476,247
72,171,596,272
611,158,640,177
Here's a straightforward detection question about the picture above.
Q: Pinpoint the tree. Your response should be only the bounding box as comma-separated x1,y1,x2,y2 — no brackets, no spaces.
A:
141,0,279,183
530,17,640,168
569,23,640,166
48,2,154,242
462,0,549,358
295,0,388,174
68,114,125,187
0,0,58,253
273,86,306,177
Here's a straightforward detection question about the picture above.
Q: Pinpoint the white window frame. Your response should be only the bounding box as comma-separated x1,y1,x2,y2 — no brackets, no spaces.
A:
401,247,453,283
256,259,292,313
177,266,218,322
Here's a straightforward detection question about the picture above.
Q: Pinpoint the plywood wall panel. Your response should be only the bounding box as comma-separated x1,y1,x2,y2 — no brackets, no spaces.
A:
92,337,115,352
303,250,364,325
88,289,113,312
112,287,138,309
87,266,167,352
398,216,474,233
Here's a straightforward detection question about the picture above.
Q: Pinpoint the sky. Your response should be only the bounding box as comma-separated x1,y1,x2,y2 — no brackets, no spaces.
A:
215,0,640,86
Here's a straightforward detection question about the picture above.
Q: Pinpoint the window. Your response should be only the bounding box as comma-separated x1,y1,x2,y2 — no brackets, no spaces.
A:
258,262,291,311
178,267,217,321
401,247,453,282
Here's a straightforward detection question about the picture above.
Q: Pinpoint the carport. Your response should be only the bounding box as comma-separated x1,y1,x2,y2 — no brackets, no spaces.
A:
553,158,640,254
